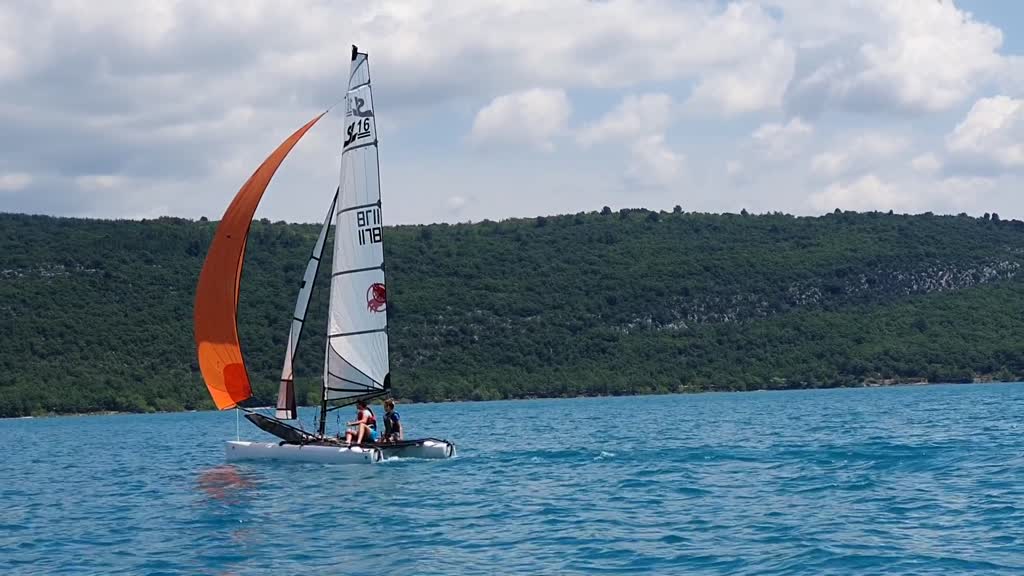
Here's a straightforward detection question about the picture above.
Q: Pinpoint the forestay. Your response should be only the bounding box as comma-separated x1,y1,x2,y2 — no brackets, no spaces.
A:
323,46,390,405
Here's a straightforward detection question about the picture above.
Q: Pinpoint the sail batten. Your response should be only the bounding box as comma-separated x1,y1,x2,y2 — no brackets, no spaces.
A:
322,47,390,409
338,202,380,214
194,113,324,411
331,265,384,277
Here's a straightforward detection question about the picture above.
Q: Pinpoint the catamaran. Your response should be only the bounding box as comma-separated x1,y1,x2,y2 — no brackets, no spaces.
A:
193,46,455,464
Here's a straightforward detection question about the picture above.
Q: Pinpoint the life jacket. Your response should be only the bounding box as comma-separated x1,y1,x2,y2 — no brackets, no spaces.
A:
384,411,400,436
360,407,377,430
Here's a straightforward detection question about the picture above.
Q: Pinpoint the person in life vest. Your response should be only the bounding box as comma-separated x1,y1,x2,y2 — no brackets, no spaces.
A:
382,399,402,443
344,399,378,444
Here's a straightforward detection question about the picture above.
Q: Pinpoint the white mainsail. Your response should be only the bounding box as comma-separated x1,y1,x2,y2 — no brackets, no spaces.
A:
275,190,338,420
322,46,390,405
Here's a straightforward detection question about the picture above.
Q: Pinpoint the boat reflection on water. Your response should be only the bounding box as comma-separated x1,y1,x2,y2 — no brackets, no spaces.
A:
194,465,263,557
195,464,259,505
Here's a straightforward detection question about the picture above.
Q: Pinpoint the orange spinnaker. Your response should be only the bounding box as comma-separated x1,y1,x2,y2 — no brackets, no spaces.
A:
194,113,325,410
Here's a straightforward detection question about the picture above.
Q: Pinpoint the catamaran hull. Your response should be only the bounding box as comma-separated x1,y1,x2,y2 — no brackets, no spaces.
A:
378,439,456,460
225,440,382,464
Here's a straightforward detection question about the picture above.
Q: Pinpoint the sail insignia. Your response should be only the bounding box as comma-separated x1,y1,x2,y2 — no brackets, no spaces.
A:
322,46,390,410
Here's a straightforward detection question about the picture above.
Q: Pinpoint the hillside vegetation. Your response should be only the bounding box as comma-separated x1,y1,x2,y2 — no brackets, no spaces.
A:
2,208,1024,417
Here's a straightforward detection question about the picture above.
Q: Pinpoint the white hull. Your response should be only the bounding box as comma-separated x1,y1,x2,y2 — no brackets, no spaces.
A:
225,440,382,464
378,439,456,460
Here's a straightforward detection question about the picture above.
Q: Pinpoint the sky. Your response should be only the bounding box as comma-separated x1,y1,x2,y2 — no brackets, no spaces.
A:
1,0,1024,225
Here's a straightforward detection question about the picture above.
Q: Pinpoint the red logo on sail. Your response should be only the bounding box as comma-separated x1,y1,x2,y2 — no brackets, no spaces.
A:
367,283,386,312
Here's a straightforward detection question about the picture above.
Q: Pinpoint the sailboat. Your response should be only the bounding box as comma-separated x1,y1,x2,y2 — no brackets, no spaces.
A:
193,45,455,464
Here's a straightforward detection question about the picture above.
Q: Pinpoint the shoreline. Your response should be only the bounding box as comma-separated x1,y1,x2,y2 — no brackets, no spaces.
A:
5,379,1022,420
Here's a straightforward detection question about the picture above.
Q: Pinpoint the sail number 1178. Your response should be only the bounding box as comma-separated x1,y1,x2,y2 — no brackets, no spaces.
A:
356,208,382,246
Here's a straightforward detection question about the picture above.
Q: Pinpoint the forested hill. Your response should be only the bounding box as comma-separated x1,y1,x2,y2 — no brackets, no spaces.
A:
3,208,1024,417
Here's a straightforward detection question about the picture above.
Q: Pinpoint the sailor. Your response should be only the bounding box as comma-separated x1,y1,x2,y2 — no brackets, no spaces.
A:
344,399,378,444
382,399,402,443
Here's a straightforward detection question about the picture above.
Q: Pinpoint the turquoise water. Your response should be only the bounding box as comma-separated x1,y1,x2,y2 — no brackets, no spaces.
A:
2,383,1023,575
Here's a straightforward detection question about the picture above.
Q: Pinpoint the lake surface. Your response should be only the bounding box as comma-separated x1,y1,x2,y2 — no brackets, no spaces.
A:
2,383,1023,575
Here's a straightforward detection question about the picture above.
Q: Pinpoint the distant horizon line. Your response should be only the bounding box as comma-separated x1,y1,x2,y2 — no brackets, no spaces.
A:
0,206,1018,227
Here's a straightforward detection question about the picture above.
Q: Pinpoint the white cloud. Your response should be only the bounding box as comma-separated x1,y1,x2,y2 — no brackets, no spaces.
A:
372,0,789,96
780,0,1004,113
810,152,846,178
470,88,571,151
911,153,941,175
626,134,685,189
946,95,1024,169
751,117,813,160
0,0,1022,223
75,174,127,191
853,0,1002,110
809,173,996,215
810,174,908,213
579,93,685,191
0,7,21,82
0,172,32,192
445,194,475,218
850,133,907,158
810,132,908,177
447,196,467,210
688,38,794,115
997,55,1024,96
931,176,996,213
577,93,673,147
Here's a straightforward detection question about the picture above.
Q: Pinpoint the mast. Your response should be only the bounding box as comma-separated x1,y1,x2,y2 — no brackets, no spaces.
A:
318,45,390,435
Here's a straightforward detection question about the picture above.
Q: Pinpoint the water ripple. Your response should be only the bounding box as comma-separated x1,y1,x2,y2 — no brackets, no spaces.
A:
1,383,1023,574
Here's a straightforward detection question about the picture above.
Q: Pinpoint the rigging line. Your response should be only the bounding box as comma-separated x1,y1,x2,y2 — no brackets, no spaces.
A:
325,94,347,115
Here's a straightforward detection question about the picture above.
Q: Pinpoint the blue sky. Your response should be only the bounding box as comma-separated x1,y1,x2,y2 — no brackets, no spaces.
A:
1,0,1023,224
960,0,1024,51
